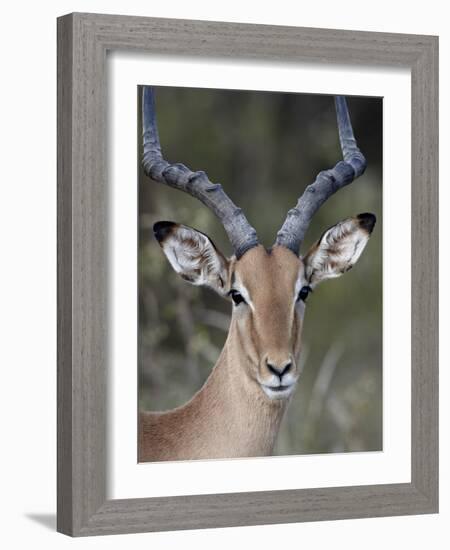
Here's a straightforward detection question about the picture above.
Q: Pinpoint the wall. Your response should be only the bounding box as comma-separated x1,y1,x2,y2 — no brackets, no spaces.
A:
0,1,446,548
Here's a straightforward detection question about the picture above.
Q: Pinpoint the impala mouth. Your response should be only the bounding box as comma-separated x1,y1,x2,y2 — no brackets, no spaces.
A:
267,385,290,392
261,383,296,399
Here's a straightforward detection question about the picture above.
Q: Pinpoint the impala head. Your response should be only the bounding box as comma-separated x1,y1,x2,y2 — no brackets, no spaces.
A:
143,87,376,402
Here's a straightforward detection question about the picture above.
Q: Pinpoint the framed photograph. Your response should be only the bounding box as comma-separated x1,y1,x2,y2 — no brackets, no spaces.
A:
57,13,438,536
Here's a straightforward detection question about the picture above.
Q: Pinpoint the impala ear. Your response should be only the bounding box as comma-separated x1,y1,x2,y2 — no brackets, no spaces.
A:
153,221,230,295
303,213,376,287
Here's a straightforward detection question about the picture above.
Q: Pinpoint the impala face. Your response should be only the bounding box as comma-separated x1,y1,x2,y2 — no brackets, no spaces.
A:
228,245,305,400
154,213,375,402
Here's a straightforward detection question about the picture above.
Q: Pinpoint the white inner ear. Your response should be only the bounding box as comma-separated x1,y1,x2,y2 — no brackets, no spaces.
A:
161,225,227,290
305,218,370,286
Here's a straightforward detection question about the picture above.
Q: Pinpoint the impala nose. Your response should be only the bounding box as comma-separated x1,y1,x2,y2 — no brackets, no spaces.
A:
266,360,292,380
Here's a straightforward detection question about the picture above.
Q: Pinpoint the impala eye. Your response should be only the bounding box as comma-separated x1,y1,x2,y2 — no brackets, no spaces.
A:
230,289,246,306
297,285,312,303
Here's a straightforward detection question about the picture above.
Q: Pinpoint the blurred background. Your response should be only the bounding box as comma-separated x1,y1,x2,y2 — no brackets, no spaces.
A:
138,86,382,456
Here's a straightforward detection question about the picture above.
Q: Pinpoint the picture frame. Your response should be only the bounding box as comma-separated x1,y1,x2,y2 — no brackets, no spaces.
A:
57,12,438,536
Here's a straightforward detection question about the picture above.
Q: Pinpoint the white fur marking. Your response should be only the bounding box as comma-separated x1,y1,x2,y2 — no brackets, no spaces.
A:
232,274,254,311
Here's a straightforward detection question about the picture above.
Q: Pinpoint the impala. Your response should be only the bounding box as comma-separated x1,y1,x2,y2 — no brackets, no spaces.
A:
139,87,376,462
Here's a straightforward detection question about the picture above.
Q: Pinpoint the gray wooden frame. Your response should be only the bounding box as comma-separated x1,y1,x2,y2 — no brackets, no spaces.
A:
57,12,438,537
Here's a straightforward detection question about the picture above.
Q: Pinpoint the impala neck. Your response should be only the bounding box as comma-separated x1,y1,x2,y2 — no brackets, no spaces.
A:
190,321,288,457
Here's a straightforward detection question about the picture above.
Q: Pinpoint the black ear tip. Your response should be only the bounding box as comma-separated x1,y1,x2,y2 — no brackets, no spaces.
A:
357,212,376,234
153,221,177,242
